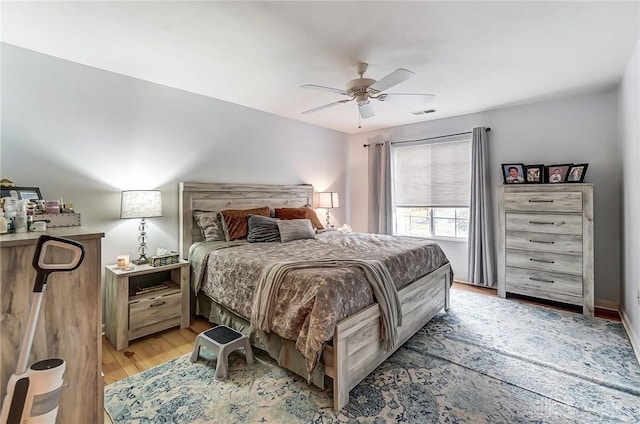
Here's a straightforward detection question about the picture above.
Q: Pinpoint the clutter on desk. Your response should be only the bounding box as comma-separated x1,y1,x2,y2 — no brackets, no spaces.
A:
0,181,81,234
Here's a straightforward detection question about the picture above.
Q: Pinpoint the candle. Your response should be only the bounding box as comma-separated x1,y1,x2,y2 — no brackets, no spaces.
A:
117,255,130,269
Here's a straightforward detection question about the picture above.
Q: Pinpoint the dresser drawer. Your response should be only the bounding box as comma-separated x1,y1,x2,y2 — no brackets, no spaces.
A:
506,231,582,255
506,249,582,275
506,213,582,235
503,191,582,212
506,266,582,298
129,291,181,331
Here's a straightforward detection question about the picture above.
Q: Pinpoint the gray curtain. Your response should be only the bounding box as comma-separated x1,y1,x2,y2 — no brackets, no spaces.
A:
367,141,393,234
468,127,496,286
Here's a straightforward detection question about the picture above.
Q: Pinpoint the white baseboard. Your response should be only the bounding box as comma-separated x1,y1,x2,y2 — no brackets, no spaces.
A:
619,306,640,365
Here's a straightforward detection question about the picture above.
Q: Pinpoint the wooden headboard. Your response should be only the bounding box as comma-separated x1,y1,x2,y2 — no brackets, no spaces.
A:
179,182,314,258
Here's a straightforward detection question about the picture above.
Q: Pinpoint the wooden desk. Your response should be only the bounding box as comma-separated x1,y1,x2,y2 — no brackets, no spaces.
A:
1,227,104,423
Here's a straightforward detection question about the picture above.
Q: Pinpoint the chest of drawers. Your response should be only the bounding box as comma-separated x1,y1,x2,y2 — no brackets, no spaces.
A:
497,184,594,316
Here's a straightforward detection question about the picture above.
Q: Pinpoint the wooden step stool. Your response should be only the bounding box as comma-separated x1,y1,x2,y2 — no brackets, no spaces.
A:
190,325,254,380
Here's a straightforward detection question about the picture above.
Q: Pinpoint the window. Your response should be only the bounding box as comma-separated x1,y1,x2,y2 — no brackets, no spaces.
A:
391,135,471,240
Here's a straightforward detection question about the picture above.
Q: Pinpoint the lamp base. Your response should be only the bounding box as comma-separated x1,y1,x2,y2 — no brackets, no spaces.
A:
132,254,149,265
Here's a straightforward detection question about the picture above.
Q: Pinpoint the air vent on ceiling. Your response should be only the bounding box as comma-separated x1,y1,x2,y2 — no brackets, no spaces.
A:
410,109,436,115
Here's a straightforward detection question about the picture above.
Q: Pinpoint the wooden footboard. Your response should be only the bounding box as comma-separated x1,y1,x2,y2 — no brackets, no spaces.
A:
322,263,451,410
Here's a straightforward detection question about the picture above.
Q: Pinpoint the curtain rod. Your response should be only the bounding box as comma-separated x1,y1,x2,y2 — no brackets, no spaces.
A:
363,127,491,147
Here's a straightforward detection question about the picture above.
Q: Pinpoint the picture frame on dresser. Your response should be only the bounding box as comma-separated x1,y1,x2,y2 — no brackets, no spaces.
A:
545,164,572,183
524,164,544,184
501,163,526,184
566,163,588,183
0,186,43,200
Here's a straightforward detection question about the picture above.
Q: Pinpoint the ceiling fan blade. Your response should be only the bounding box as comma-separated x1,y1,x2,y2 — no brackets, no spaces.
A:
301,99,353,115
358,102,375,119
368,68,414,93
300,84,349,96
377,93,435,103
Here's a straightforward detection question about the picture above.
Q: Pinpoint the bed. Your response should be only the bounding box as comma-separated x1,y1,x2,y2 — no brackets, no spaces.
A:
179,182,452,410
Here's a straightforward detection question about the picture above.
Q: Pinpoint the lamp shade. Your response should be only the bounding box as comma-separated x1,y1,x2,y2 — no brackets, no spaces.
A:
120,190,163,219
317,192,339,209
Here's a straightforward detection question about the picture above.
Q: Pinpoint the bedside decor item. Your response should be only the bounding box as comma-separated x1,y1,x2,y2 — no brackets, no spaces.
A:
120,190,163,265
317,191,339,227
501,163,525,184
524,164,544,184
116,255,130,269
148,252,179,267
546,164,572,183
566,163,588,183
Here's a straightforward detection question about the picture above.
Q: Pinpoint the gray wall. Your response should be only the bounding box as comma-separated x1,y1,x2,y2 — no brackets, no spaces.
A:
619,37,640,351
1,44,348,276
348,88,622,309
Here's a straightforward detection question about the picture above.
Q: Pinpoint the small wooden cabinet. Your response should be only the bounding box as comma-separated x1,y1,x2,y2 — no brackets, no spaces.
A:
497,184,594,316
105,261,190,350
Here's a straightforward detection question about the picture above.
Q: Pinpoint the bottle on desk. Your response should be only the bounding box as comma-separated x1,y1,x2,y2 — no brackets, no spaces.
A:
0,209,7,234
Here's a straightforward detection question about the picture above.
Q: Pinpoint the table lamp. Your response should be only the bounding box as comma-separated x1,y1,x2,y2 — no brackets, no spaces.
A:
317,192,339,228
120,190,163,265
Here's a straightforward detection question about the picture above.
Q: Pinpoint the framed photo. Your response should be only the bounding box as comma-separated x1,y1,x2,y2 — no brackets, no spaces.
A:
566,163,589,183
501,163,526,184
524,164,544,184
0,186,43,200
545,164,572,183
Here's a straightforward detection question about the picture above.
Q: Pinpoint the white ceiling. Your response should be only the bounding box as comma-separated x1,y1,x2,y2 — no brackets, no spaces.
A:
2,1,639,134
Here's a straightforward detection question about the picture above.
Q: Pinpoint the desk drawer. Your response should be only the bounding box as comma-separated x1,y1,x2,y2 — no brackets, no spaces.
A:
129,291,181,331
506,231,582,255
504,191,582,212
506,213,582,235
506,266,582,298
506,249,582,275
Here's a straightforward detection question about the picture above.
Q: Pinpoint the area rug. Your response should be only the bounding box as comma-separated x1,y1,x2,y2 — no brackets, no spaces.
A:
105,290,640,423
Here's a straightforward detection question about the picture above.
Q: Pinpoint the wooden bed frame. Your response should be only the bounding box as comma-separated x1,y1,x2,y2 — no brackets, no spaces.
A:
179,181,451,410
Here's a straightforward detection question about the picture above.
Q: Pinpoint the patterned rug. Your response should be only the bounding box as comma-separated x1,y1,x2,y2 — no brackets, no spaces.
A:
104,290,640,423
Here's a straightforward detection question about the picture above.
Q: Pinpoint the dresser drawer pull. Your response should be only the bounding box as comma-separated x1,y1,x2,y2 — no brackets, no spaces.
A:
529,277,554,284
529,239,555,244
528,200,554,203
150,301,167,308
529,221,554,225
529,258,555,264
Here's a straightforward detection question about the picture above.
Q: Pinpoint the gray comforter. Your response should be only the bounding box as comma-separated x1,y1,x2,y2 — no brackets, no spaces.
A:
189,231,450,373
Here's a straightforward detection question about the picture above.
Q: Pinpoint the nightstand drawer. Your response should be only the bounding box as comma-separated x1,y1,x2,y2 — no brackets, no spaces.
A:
129,291,181,331
506,249,582,275
506,231,582,255
506,213,582,235
503,191,582,212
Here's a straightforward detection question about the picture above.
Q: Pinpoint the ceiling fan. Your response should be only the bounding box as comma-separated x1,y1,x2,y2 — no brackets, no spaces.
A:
301,62,435,120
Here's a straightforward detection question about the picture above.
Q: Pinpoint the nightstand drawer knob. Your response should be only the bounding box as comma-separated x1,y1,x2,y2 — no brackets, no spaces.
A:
150,301,166,307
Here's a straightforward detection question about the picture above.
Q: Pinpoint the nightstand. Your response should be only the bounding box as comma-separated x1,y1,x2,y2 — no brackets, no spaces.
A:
105,260,190,350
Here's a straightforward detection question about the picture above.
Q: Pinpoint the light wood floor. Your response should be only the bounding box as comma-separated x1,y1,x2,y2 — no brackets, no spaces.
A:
102,282,619,385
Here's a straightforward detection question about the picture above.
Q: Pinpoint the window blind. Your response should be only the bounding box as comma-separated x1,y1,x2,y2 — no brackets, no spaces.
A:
392,138,471,207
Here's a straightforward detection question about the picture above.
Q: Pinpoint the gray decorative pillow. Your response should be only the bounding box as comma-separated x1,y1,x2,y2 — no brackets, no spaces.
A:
193,211,225,242
277,219,316,243
247,215,281,243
